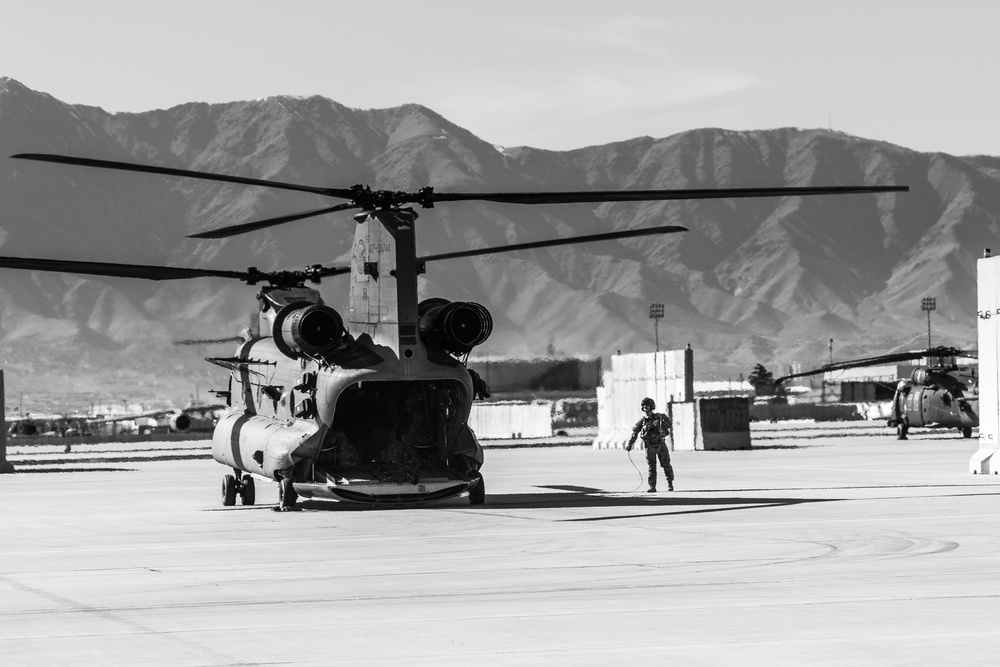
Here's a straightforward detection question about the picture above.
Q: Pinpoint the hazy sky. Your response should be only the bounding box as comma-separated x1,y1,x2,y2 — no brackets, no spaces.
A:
3,0,997,155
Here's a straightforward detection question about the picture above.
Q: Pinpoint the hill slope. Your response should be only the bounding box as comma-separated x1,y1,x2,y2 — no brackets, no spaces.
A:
1,78,997,410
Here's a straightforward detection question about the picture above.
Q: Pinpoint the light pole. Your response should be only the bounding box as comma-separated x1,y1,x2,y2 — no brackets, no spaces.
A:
649,303,664,352
921,297,936,349
1,370,14,473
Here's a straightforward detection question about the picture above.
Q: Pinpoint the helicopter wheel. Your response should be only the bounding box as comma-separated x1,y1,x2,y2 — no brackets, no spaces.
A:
469,472,485,506
240,475,256,505
896,422,909,440
278,477,298,509
222,474,237,506
962,426,973,439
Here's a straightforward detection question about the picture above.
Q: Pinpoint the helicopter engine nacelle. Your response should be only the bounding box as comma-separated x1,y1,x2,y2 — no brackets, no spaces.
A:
418,298,493,355
911,368,930,385
273,302,345,358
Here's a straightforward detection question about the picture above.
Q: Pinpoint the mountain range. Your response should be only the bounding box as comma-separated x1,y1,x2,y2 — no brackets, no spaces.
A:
0,77,996,412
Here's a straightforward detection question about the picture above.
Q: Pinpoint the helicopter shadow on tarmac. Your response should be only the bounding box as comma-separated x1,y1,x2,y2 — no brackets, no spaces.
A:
496,485,838,522
229,481,1000,517
233,484,841,519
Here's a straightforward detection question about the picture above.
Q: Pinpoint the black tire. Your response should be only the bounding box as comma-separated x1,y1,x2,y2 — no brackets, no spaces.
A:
962,426,973,439
222,474,237,506
278,477,297,508
896,422,909,440
240,475,255,505
469,472,485,506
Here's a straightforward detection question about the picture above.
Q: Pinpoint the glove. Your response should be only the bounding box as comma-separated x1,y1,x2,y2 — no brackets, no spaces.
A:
625,443,633,452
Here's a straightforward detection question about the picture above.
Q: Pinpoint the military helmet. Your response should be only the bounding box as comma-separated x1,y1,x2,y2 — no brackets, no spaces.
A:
640,397,655,410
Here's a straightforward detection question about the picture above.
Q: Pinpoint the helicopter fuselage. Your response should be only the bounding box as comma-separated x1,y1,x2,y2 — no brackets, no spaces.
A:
211,333,482,501
211,208,490,506
888,366,979,438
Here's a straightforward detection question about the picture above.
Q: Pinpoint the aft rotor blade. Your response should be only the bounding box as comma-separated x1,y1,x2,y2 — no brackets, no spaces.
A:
174,336,246,346
0,256,252,281
315,264,352,278
12,153,357,199
188,202,359,239
427,185,908,205
417,224,688,263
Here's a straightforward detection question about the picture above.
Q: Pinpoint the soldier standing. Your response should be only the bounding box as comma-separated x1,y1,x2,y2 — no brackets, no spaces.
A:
626,397,674,492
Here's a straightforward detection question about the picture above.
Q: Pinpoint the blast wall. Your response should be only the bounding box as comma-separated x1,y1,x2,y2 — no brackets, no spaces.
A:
593,347,751,451
469,401,552,439
696,397,752,451
972,255,1000,474
593,348,693,449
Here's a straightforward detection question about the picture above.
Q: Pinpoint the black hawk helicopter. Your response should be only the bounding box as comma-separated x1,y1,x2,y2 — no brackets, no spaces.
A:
775,346,978,440
0,152,907,508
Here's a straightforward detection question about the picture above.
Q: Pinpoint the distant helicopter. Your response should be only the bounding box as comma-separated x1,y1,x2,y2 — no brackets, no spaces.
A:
775,346,978,439
0,152,906,509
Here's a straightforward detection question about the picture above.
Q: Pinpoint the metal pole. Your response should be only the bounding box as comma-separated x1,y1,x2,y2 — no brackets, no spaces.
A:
649,303,664,354
921,297,936,350
1,370,14,473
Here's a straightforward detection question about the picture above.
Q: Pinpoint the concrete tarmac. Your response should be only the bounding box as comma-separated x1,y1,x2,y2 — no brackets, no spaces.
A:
2,423,999,665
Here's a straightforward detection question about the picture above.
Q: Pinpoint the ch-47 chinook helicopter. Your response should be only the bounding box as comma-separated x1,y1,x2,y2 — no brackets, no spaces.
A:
0,152,907,509
775,346,978,440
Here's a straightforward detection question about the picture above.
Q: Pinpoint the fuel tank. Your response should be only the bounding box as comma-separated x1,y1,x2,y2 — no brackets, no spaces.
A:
212,413,321,479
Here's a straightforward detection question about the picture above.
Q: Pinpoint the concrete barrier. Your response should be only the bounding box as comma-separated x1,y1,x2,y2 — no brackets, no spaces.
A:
592,347,752,451
593,347,693,449
469,401,552,439
695,397,752,450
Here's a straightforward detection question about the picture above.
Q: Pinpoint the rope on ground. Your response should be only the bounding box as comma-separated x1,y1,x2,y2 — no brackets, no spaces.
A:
625,447,644,493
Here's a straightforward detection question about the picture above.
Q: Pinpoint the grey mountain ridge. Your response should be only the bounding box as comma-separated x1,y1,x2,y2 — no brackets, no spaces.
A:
0,77,995,411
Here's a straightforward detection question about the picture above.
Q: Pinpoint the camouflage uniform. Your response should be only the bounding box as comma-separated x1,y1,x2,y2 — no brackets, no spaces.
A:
628,411,674,491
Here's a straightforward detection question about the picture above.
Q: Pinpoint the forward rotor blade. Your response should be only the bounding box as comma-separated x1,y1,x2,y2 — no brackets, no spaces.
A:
311,225,689,277
0,256,252,281
417,224,688,264
12,153,357,199
188,202,359,239
427,184,908,206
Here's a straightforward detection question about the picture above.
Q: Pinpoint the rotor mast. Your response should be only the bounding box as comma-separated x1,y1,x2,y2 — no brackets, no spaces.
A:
349,208,422,374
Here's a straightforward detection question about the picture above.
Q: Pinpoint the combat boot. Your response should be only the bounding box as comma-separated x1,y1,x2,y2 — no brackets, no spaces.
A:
668,481,674,492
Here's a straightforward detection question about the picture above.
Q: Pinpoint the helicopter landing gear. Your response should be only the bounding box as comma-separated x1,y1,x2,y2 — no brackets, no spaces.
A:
222,474,237,506
469,472,485,506
961,426,973,439
275,476,300,512
896,422,909,440
222,470,256,507
240,474,255,505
